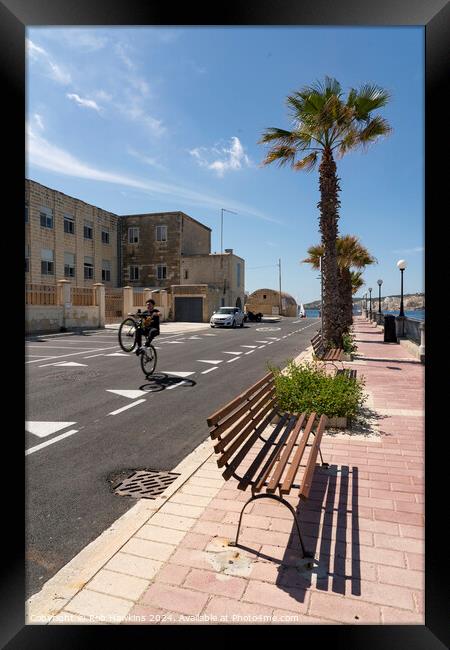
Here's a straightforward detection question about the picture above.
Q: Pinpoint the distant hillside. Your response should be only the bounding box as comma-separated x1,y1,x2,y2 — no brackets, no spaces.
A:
304,293,424,311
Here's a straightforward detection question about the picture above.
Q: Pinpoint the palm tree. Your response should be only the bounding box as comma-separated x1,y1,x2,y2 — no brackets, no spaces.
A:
350,271,365,315
260,76,391,347
302,235,376,331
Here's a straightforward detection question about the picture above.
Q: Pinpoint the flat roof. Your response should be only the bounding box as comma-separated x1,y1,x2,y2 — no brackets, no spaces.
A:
120,211,211,232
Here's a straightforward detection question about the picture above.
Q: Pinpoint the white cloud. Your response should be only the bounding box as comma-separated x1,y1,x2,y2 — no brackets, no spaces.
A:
115,42,136,71
26,126,279,223
392,246,424,254
66,93,101,112
190,137,251,177
127,147,166,171
26,38,71,85
33,113,44,131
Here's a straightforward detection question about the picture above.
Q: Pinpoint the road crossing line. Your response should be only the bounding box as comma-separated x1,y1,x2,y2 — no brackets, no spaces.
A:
26,430,79,456
108,399,147,416
201,367,218,374
227,357,240,363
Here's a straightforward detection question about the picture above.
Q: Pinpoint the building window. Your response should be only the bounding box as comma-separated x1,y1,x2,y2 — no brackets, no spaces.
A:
41,248,54,275
84,221,93,239
84,256,94,279
40,208,53,229
25,244,30,273
25,203,29,223
263,294,267,299
156,225,167,242
64,252,76,278
129,265,139,281
64,214,75,234
157,264,167,280
184,269,189,280
237,262,241,288
102,259,111,282
128,227,139,244
101,228,110,244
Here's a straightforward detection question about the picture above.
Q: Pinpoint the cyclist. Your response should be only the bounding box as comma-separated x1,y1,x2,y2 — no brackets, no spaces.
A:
135,298,161,355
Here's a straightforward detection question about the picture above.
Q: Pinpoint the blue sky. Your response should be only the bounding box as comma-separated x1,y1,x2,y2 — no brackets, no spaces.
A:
26,26,424,304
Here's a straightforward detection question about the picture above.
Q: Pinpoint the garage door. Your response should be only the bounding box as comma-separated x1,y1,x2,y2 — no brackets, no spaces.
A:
174,297,203,322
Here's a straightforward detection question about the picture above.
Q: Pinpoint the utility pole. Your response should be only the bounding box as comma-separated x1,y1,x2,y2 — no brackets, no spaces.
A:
220,208,237,254
278,258,282,315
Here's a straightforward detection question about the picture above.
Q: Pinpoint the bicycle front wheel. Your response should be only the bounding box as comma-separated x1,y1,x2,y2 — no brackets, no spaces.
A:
118,317,138,352
140,345,157,376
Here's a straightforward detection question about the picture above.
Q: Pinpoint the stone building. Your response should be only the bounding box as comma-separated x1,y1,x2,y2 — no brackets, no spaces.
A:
120,211,211,288
246,288,297,317
25,179,119,287
25,180,246,323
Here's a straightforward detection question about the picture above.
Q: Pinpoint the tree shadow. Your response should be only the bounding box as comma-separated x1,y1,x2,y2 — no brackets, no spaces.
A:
354,356,420,365
139,373,197,393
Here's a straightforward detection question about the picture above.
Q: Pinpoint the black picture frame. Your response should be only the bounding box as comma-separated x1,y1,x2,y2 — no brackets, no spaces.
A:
2,0,447,647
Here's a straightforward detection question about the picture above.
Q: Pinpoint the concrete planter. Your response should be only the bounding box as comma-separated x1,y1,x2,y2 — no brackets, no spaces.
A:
326,416,348,428
342,353,353,361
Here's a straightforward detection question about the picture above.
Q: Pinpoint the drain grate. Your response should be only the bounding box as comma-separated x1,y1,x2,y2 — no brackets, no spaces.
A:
113,470,180,499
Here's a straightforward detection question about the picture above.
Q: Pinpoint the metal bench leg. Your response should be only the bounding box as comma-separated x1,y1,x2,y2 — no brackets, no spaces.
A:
229,493,313,561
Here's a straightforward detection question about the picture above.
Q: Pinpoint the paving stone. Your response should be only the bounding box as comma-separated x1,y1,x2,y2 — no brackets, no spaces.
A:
64,589,133,622
87,569,149,602
154,564,191,586
136,524,187,545
121,537,176,562
149,512,197,531
309,591,381,624
105,552,163,580
140,583,209,616
242,579,310,613
183,569,247,599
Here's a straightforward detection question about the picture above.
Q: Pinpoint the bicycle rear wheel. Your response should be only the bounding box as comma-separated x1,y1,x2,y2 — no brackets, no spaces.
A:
140,345,157,376
118,317,137,352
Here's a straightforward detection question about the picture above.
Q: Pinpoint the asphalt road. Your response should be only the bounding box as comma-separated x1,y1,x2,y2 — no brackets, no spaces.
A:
25,316,320,598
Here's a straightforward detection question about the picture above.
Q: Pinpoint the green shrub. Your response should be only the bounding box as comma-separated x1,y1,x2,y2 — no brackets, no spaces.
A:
269,360,366,418
342,331,358,354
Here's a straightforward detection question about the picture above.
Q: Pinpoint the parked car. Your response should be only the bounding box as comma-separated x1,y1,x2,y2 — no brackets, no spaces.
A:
210,307,245,328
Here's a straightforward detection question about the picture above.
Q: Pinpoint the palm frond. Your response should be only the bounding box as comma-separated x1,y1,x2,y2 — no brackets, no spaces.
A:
359,116,392,145
261,144,297,167
353,84,391,120
293,151,318,172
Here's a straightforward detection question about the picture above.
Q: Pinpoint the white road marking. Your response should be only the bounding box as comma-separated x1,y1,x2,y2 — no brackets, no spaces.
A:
25,421,77,438
105,353,129,357
245,350,255,355
38,361,88,368
198,360,223,365
257,345,266,348
187,336,202,339
201,367,218,374
203,333,216,336
84,353,106,358
165,341,185,344
26,430,79,456
167,381,189,390
161,371,195,377
106,389,149,399
108,399,146,416
227,357,240,363
240,345,258,348
222,351,242,355
26,345,98,350
265,337,279,340
26,345,120,364
254,340,268,343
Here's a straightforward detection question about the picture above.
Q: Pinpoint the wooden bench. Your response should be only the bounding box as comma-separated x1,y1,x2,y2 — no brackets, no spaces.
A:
206,371,329,560
311,331,345,368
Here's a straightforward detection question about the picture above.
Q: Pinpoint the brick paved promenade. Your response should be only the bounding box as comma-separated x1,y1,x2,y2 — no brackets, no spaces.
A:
30,316,424,625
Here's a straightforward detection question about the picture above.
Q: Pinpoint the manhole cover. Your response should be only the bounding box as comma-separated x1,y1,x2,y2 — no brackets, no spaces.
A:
113,470,180,499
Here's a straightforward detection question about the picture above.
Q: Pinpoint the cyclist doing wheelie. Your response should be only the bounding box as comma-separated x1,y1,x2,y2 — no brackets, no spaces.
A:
135,299,160,355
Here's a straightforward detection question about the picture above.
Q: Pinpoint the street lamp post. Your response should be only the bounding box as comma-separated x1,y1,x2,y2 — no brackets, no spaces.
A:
397,259,407,337
377,279,383,324
368,287,373,320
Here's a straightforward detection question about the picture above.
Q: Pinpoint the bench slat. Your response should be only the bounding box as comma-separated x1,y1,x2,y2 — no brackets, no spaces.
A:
237,414,290,491
299,414,328,501
206,372,273,426
266,413,307,493
221,409,279,481
280,412,317,495
217,405,279,470
209,383,275,440
214,390,277,453
252,415,299,493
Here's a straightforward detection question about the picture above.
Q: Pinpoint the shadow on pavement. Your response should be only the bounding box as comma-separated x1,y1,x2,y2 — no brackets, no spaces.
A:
139,373,197,393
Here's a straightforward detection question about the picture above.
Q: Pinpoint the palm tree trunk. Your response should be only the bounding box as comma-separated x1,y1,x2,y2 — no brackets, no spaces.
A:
342,268,354,330
317,148,342,347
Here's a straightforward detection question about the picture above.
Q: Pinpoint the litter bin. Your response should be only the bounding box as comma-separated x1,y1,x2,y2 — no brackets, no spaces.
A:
383,315,397,343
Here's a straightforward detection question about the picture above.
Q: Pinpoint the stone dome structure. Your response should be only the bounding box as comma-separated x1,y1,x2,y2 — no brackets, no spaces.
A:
245,288,298,317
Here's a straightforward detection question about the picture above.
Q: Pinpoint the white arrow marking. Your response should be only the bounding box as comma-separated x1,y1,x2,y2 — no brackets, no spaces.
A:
25,421,77,438
197,360,223,365
106,389,149,399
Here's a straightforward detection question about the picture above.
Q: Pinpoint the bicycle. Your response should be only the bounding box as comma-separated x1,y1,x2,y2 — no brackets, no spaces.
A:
118,311,158,376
